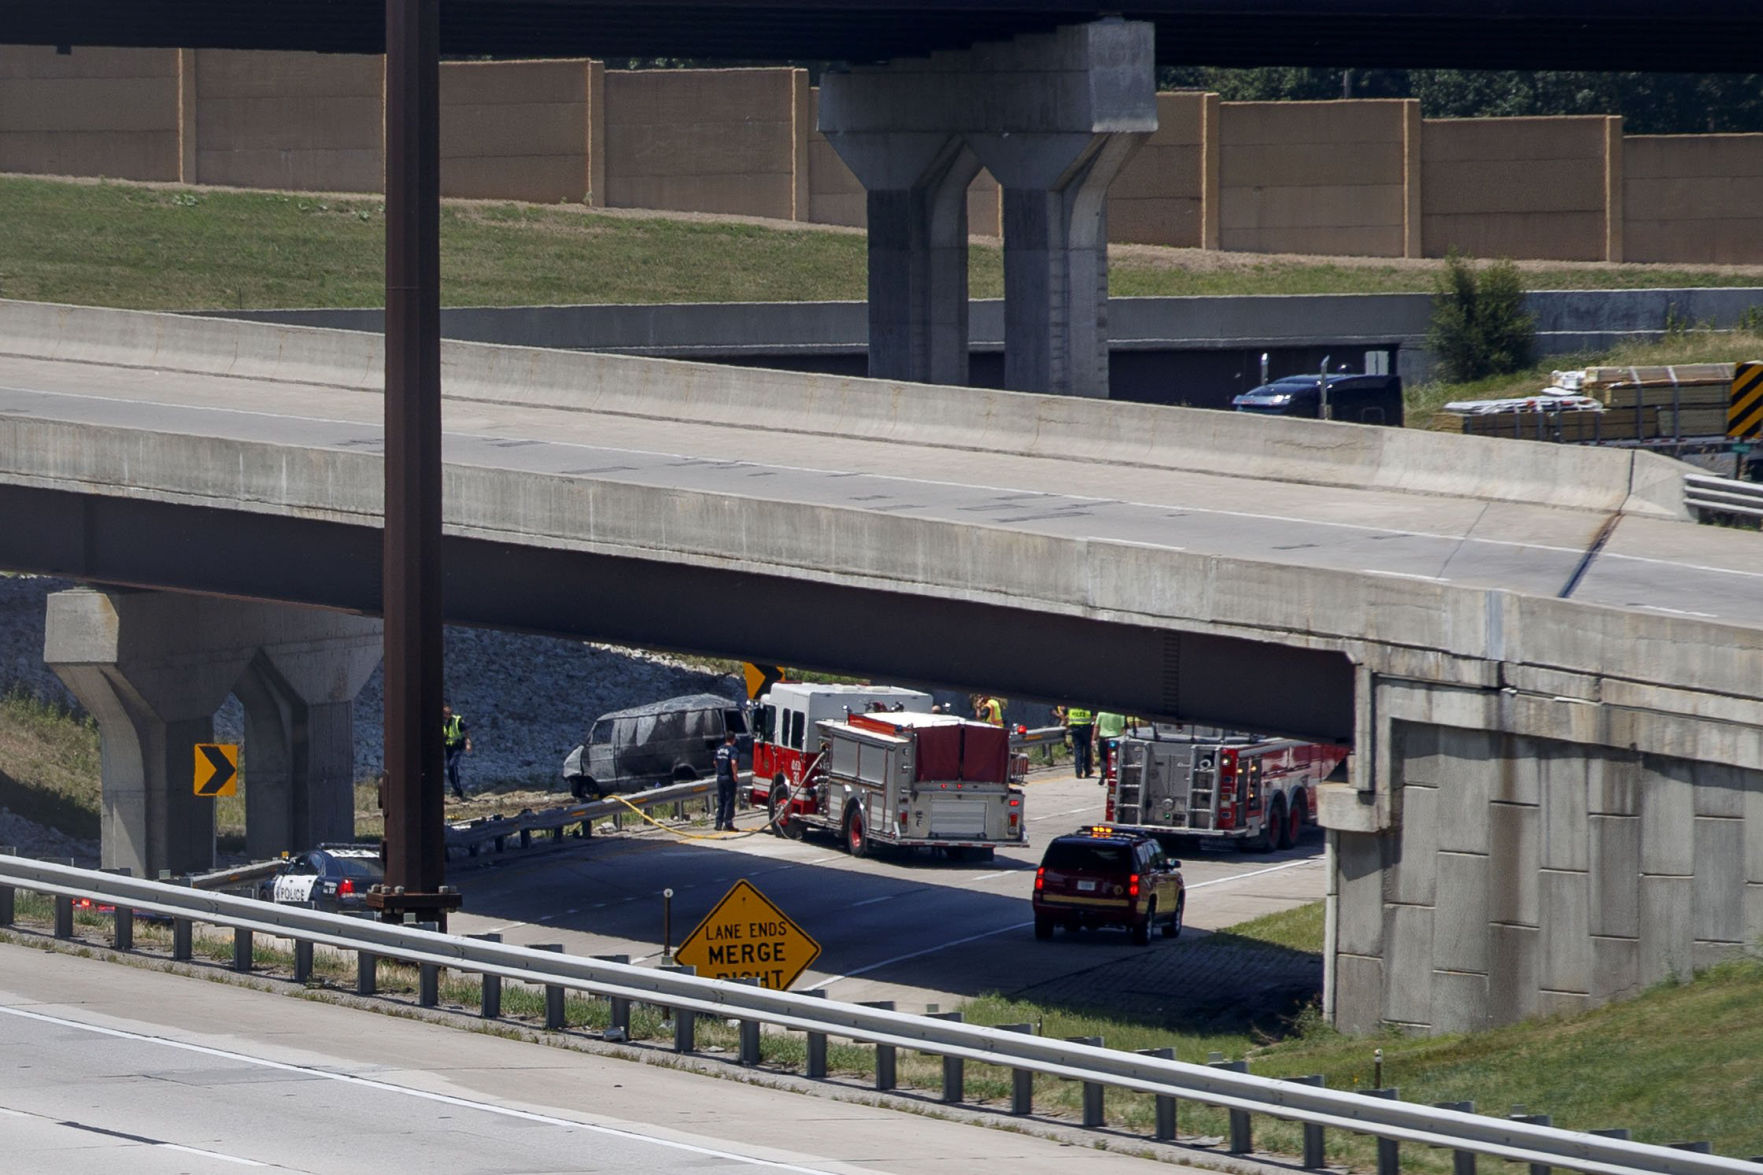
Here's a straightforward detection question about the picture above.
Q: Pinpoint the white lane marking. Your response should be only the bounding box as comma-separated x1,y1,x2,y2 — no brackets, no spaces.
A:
1186,858,1318,890
1050,806,1093,816
969,871,1014,883
159,1143,268,1167
0,1004,841,1175
1631,604,1718,618
807,922,1034,991
806,856,841,865
850,895,895,908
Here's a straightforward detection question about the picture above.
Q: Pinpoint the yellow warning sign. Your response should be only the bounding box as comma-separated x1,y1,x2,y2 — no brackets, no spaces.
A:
742,662,784,700
674,879,820,990
194,743,239,797
1730,361,1763,438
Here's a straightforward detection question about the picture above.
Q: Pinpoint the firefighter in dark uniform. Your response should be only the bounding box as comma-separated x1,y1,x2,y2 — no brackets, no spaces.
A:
714,731,739,831
443,702,472,800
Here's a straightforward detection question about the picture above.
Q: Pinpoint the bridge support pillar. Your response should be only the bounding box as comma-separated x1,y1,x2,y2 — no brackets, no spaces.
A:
44,588,381,878
820,18,1155,398
1321,666,1763,1037
818,127,980,387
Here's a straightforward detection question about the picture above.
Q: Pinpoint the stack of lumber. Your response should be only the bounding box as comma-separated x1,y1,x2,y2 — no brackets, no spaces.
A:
1579,364,1733,438
1430,404,1657,441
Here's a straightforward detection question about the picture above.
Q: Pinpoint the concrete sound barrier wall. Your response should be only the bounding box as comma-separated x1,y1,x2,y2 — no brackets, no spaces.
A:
1422,116,1621,262
1625,134,1763,264
0,45,181,181
603,68,810,220
440,59,602,205
1106,91,1216,248
1218,99,1419,258
192,50,384,193
0,299,1688,520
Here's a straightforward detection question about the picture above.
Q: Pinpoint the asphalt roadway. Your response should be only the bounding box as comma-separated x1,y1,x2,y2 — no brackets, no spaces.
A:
0,945,1213,1175
447,768,1328,1017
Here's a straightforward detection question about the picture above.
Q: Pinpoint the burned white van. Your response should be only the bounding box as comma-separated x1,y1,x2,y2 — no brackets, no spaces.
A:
562,693,749,799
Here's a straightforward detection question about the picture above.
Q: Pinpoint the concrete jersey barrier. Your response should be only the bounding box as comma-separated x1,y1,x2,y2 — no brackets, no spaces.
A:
0,298,1689,518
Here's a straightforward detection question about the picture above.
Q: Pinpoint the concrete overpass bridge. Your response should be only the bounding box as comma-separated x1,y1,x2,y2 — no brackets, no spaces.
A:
1,298,1760,1035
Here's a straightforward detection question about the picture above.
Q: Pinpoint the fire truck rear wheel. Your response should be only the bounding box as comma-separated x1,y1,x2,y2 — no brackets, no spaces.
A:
1162,896,1184,938
1132,901,1155,945
1283,792,1305,850
845,809,869,858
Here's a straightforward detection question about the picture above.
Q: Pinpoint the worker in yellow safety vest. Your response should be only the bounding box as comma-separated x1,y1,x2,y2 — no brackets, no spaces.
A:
1094,711,1126,779
972,695,1004,726
1065,707,1095,778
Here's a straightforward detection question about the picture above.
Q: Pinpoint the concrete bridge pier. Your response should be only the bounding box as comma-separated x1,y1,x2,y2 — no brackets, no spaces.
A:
233,636,381,861
44,588,381,878
820,18,1155,398
1322,656,1763,1036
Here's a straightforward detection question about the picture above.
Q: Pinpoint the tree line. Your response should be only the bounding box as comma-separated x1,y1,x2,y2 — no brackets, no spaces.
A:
1156,68,1763,135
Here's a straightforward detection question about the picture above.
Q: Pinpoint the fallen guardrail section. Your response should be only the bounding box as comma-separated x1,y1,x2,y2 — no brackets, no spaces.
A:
1684,471,1763,520
0,853,1755,1175
444,777,717,858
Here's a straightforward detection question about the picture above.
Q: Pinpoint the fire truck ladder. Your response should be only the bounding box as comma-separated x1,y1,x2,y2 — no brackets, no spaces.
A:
1115,741,1146,823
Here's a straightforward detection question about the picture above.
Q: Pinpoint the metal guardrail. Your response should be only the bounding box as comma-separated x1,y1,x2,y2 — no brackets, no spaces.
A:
1685,472,1763,519
444,778,717,855
0,854,1753,1175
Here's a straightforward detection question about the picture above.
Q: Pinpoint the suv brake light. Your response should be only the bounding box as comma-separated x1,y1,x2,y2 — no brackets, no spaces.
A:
337,878,355,896
1128,873,1140,898
1034,867,1045,892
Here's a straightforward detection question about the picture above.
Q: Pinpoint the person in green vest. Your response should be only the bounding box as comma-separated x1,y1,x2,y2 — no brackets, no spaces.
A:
1065,706,1095,778
442,701,473,800
1094,711,1126,779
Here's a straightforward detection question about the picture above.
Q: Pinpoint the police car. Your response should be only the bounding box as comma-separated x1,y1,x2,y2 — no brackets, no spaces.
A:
256,846,384,913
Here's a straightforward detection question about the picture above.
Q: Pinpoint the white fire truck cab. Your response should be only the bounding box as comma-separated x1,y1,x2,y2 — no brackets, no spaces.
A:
748,682,933,808
771,709,1028,861
1105,732,1348,852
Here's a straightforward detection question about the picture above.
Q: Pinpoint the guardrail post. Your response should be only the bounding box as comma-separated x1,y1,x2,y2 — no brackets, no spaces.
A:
416,921,440,1006
593,954,628,1037
535,943,566,1029
734,978,763,1066
53,893,73,938
357,950,377,995
804,990,829,1079
861,1000,896,1090
106,868,133,951
1298,1075,1329,1165
172,915,192,961
1138,1047,1176,1138
1437,1101,1475,1175
930,1012,964,1102
660,963,695,1052
1670,1142,1713,1154
471,933,502,1018
1510,1111,1550,1175
1006,1024,1037,1115
232,927,253,972
1210,1059,1252,1152
519,828,531,850
1369,1089,1400,1175
0,858,13,924
294,939,314,983
1070,1036,1106,1126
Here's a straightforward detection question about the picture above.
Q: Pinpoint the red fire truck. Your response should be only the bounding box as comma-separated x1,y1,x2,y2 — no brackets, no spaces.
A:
770,710,1028,860
747,682,933,808
1103,732,1348,851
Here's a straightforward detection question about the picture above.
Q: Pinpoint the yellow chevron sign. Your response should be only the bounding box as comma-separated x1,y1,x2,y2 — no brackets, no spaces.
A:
1731,361,1763,438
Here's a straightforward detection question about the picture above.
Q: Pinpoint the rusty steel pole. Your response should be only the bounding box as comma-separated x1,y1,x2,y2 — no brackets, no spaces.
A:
378,0,455,925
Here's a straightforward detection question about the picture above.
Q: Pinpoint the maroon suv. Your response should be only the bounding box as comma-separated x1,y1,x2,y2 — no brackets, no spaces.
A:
1033,827,1185,945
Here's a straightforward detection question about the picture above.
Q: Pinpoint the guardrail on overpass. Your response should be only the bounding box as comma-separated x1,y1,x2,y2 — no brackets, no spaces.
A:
0,854,1753,1175
1685,472,1763,521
